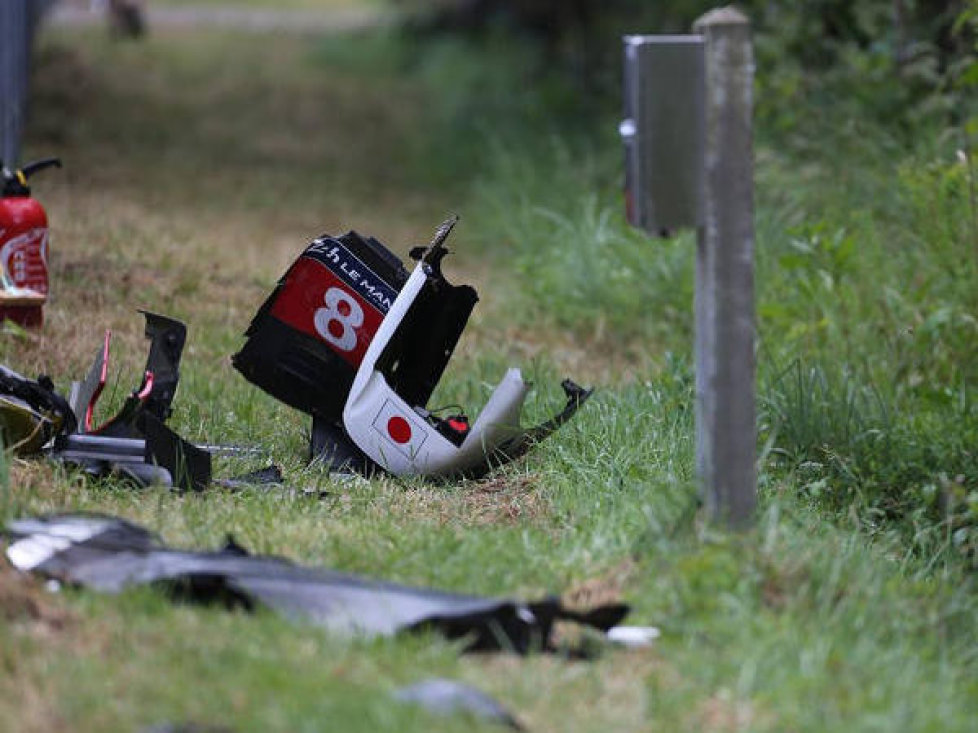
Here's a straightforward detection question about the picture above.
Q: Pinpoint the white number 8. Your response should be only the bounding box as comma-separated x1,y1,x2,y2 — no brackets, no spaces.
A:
314,287,364,352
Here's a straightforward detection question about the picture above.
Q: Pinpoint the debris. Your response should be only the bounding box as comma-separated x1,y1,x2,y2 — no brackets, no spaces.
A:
4,513,629,654
70,311,187,438
0,365,75,455
46,311,211,490
233,228,409,475
214,464,284,490
234,217,591,478
605,625,661,648
1,311,223,489
394,678,524,730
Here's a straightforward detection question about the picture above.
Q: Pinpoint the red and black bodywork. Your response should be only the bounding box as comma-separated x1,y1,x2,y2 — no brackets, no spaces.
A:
233,220,591,479
233,229,481,474
233,231,410,423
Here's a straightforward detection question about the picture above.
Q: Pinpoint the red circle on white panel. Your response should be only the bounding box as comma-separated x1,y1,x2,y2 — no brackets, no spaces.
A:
387,416,412,444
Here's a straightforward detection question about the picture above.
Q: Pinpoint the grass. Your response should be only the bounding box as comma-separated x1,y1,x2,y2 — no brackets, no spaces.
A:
97,0,377,10
0,8,977,733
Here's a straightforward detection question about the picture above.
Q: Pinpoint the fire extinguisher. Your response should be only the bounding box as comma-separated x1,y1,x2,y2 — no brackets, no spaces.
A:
0,157,61,328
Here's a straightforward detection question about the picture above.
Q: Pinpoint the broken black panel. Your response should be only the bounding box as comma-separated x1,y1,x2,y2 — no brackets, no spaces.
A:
374,264,478,409
235,327,354,420
214,464,283,491
139,311,187,424
48,415,212,492
309,414,379,475
5,514,629,654
47,312,212,491
141,412,212,491
92,311,187,440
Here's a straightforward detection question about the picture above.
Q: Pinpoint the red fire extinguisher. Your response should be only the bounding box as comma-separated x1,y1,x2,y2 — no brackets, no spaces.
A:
0,157,61,328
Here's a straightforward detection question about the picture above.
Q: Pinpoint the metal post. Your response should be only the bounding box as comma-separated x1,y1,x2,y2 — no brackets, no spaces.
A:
693,7,756,528
621,35,705,236
1,0,30,167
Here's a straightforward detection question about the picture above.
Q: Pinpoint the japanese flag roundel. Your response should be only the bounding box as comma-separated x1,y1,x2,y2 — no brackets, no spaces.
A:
371,399,429,459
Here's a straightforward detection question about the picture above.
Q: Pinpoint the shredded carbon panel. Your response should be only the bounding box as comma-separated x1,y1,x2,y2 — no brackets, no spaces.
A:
5,514,629,654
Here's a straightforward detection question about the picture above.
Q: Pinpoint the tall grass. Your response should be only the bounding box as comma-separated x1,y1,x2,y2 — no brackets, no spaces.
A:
372,21,978,552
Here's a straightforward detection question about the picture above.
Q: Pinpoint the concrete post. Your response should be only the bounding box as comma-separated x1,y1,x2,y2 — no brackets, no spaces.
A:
692,7,756,528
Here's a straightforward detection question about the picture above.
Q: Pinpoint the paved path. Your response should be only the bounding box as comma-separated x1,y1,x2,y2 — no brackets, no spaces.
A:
48,1,385,34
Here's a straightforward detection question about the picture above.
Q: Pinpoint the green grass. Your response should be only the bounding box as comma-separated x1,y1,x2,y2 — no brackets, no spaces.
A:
1,12,977,733
137,0,379,10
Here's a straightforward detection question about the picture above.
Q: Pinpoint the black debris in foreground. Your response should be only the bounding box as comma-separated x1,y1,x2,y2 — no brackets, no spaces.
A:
4,514,628,654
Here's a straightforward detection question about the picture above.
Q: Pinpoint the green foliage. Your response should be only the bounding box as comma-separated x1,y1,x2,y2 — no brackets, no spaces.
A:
402,31,598,187
382,0,978,552
469,140,694,341
640,501,978,731
759,223,858,352
760,361,978,541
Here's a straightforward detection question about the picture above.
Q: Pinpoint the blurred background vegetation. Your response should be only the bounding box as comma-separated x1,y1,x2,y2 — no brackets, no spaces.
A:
369,0,978,557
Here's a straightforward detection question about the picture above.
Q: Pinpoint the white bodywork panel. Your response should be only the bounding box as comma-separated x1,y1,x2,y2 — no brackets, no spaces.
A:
342,262,531,476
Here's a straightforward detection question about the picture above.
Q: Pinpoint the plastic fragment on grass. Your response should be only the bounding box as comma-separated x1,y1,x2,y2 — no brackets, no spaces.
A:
214,464,284,490
394,678,524,730
605,625,661,647
4,513,629,654
8,311,273,491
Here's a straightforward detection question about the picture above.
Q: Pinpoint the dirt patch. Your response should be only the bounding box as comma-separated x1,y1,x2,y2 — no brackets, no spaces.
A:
695,691,763,732
562,558,637,612
461,473,551,526
0,561,73,633
383,473,553,529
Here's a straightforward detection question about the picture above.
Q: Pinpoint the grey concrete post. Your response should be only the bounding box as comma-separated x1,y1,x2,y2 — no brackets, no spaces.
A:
692,7,756,528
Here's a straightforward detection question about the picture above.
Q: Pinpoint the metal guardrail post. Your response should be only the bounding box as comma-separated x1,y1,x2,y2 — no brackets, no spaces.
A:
1,0,55,167
1,0,30,167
